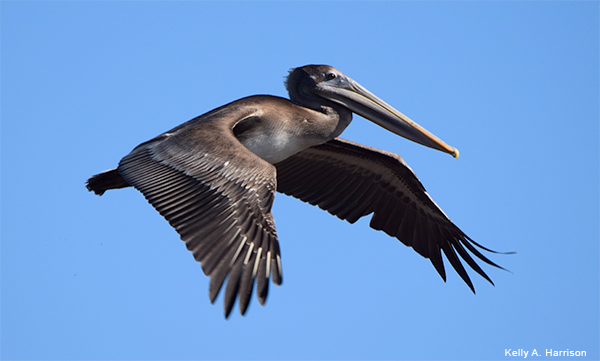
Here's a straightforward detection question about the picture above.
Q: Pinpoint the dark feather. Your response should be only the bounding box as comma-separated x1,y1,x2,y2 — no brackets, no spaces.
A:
111,100,282,318
277,138,503,292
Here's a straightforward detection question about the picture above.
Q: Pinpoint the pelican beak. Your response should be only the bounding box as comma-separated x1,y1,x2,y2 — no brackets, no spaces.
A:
315,76,459,158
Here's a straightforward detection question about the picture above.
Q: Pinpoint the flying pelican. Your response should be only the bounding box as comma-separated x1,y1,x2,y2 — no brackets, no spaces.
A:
87,64,503,317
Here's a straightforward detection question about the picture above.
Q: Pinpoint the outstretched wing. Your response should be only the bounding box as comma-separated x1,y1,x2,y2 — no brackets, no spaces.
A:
275,138,503,291
117,103,282,317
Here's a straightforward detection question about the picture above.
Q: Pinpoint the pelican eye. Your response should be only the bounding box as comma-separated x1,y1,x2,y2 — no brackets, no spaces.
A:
326,72,337,80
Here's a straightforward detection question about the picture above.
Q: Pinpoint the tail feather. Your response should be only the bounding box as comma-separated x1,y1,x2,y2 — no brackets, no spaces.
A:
86,168,131,195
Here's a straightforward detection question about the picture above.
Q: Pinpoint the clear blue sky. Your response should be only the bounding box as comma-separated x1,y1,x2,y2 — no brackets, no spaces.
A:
2,2,598,360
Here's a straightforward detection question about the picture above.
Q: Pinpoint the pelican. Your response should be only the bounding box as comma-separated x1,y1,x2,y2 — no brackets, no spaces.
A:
87,64,503,317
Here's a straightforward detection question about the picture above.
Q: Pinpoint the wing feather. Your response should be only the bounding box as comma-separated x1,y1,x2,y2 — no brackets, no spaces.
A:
276,137,503,291
117,104,282,317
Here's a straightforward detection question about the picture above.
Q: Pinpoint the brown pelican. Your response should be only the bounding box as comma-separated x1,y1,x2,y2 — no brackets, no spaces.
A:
87,64,503,318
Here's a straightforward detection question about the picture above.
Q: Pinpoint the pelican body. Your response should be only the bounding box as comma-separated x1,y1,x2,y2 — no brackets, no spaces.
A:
87,65,503,317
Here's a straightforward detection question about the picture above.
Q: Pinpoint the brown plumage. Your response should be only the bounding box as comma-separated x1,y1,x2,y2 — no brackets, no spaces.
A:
87,65,505,318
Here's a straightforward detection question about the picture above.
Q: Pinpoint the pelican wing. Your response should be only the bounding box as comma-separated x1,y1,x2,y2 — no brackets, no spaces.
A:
275,138,502,291
117,105,282,318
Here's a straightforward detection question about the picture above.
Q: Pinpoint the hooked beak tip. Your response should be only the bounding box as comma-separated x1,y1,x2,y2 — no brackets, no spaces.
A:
452,148,459,159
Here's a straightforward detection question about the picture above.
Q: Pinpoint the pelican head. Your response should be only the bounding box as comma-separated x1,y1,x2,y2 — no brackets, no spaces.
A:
286,65,459,158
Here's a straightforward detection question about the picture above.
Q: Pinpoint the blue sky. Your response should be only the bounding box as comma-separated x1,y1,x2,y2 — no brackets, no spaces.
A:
1,2,598,360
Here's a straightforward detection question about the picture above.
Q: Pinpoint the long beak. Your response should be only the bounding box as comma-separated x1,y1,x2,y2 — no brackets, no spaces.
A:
315,77,459,158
